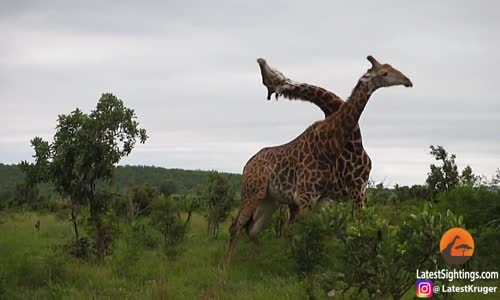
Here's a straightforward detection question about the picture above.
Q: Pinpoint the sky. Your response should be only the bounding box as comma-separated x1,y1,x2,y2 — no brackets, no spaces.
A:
1,0,499,186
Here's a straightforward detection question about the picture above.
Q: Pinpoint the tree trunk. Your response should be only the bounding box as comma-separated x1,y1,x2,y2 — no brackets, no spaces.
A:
70,203,79,242
184,211,193,227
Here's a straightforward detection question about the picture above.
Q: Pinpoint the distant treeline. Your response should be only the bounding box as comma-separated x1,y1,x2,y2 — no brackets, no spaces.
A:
0,163,242,202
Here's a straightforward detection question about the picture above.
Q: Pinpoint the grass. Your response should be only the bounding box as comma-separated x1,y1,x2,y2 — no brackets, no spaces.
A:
0,212,304,299
0,211,498,299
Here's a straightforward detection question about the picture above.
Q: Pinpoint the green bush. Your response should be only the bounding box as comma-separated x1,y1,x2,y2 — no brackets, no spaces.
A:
64,237,91,259
289,212,328,300
319,203,462,300
150,197,186,257
474,226,500,269
289,214,327,279
111,225,143,278
436,186,500,228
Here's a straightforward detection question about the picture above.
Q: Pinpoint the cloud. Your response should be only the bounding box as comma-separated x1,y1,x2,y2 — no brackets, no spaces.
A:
1,0,499,185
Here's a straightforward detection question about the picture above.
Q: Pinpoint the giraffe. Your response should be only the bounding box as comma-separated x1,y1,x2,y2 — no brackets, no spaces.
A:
441,235,460,258
256,58,371,224
225,56,412,268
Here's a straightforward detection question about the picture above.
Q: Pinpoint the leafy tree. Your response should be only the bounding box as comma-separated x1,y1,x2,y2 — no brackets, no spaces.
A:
459,165,480,187
150,196,186,256
158,179,179,198
204,172,233,238
426,145,459,194
10,182,41,208
492,168,500,186
22,93,147,259
128,184,160,221
175,192,201,227
435,186,500,229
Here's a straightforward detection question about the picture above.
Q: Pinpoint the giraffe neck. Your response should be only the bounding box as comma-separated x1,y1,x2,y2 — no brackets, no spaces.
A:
318,78,377,155
279,82,344,117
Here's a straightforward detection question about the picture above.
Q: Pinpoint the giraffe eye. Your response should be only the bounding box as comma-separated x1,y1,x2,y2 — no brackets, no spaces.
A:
382,72,388,77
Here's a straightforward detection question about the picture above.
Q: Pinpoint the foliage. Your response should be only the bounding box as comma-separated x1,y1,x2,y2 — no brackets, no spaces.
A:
289,214,327,279
426,145,460,194
20,93,147,259
174,192,202,226
491,168,500,188
128,184,160,221
460,165,480,187
204,171,233,238
0,164,243,209
150,196,186,256
158,179,179,197
111,224,144,278
272,205,289,238
64,237,92,259
10,182,44,209
289,212,327,299
435,185,500,229
319,203,462,300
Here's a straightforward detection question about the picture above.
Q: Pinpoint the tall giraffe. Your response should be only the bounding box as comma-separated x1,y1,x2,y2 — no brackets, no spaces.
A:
256,58,371,223
225,56,412,268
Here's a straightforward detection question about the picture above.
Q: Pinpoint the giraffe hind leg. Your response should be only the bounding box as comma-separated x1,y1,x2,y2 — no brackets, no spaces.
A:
225,192,267,271
246,197,279,242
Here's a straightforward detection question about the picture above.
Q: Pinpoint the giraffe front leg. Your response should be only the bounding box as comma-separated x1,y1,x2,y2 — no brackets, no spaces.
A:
287,202,300,226
293,189,322,218
352,189,367,209
350,185,367,219
281,203,299,237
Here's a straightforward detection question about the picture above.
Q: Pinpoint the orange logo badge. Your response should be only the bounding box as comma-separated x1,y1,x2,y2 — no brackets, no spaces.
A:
440,227,474,265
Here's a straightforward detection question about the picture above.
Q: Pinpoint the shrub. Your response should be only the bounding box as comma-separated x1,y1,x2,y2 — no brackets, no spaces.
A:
150,197,186,257
64,237,91,259
289,212,327,300
111,223,146,278
319,203,462,300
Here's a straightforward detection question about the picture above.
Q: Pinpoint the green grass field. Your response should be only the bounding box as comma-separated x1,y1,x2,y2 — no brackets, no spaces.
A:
0,212,498,299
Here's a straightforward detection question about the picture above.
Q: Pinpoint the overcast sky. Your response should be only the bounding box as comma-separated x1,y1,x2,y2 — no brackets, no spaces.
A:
1,0,499,185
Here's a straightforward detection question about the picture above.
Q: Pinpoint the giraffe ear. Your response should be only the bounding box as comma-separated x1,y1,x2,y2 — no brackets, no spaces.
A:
367,55,381,68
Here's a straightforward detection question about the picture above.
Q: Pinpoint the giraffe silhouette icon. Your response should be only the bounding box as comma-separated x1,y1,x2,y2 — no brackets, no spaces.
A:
440,228,474,265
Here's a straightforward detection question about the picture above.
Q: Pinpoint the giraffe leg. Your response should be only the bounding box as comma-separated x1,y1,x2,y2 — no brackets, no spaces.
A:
281,202,299,237
350,183,368,219
246,197,279,243
287,202,300,226
292,188,321,219
225,188,267,271
352,177,368,209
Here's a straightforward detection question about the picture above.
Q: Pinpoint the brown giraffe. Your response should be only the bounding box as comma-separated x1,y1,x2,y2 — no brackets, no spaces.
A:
257,58,371,224
225,56,412,268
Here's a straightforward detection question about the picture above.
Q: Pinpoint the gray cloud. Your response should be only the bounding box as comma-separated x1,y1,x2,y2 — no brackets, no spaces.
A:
1,0,499,185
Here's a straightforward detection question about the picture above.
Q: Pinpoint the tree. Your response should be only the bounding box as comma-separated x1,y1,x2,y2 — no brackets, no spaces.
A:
426,145,459,194
22,93,147,259
204,172,233,238
492,168,500,186
459,165,479,187
176,191,201,227
158,179,179,198
128,184,160,221
150,196,186,256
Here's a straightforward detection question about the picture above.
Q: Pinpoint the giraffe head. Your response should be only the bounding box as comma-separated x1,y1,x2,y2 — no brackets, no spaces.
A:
360,56,413,89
